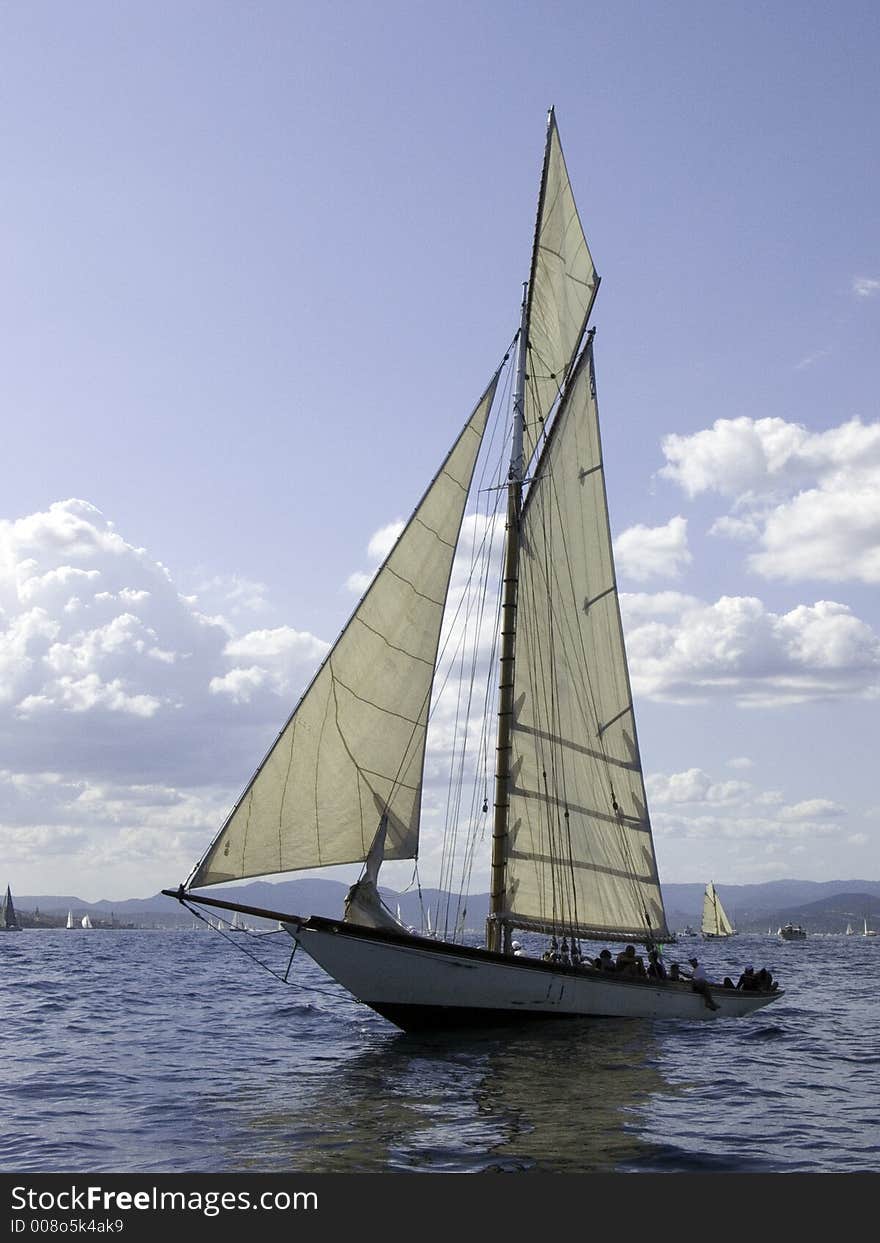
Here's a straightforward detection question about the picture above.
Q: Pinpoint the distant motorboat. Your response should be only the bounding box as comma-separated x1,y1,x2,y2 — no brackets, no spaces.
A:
779,923,807,941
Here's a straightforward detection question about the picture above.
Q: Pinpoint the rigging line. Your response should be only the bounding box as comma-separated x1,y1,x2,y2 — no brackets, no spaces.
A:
431,435,508,886
452,480,507,933
431,363,513,926
453,515,504,930
440,394,513,936
371,356,513,913
182,899,304,988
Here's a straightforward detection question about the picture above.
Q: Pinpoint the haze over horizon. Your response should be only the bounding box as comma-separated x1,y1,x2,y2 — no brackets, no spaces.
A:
2,4,878,901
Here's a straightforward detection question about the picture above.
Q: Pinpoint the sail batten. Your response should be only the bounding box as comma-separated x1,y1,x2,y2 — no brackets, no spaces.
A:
509,789,651,832
189,373,500,888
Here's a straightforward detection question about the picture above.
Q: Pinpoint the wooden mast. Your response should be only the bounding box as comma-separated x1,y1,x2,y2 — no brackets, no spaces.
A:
487,284,528,954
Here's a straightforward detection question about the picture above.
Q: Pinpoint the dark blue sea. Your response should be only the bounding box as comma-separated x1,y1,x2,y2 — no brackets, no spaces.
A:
2,927,878,1174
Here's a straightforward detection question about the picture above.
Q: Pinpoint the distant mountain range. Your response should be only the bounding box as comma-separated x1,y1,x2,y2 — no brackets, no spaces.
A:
13,877,880,934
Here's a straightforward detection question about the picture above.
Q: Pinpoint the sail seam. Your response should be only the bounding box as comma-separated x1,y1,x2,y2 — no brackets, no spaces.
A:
415,513,457,547
330,670,424,729
383,563,445,608
352,615,434,667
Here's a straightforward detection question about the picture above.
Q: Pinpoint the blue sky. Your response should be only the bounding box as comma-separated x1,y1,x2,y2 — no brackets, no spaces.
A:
1,2,878,899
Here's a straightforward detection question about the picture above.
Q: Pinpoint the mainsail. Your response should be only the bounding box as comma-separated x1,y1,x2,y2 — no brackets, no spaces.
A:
504,340,668,942
702,882,734,937
189,375,499,888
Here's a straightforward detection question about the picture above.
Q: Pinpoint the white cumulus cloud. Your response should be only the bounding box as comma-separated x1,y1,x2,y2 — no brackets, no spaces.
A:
614,516,692,582
659,416,880,584
622,592,880,705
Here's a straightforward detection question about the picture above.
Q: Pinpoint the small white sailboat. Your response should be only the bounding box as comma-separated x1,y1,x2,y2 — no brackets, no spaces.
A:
701,883,736,939
81,914,93,929
66,911,75,930
845,923,854,936
864,918,878,938
165,110,781,1027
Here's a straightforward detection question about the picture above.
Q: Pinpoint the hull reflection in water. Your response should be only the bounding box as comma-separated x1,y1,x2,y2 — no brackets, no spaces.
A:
243,1014,674,1174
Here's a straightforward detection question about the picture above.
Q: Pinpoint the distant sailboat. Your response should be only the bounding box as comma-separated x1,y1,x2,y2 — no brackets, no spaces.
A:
701,883,736,939
81,914,93,929
845,923,854,936
1,886,22,932
864,918,878,938
66,911,75,929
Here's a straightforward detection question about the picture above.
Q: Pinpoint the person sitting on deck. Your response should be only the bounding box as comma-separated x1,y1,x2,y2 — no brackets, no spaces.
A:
668,962,682,981
646,948,667,980
615,944,645,977
736,966,759,991
687,957,719,1011
595,948,616,972
757,967,778,992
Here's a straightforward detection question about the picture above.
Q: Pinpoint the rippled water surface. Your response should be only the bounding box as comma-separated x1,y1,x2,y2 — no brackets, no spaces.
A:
2,929,878,1173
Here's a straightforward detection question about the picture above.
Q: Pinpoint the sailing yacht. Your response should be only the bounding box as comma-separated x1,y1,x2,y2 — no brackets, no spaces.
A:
81,915,93,929
701,883,736,939
165,110,781,1027
1,886,22,931
66,911,75,929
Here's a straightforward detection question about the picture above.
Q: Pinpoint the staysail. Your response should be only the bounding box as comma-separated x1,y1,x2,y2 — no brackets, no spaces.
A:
522,109,599,471
503,339,669,942
189,375,499,888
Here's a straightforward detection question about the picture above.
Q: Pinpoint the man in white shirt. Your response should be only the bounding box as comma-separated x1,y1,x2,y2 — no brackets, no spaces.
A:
688,956,719,1011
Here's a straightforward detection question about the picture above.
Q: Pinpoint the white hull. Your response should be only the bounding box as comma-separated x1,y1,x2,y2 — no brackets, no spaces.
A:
289,917,781,1030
